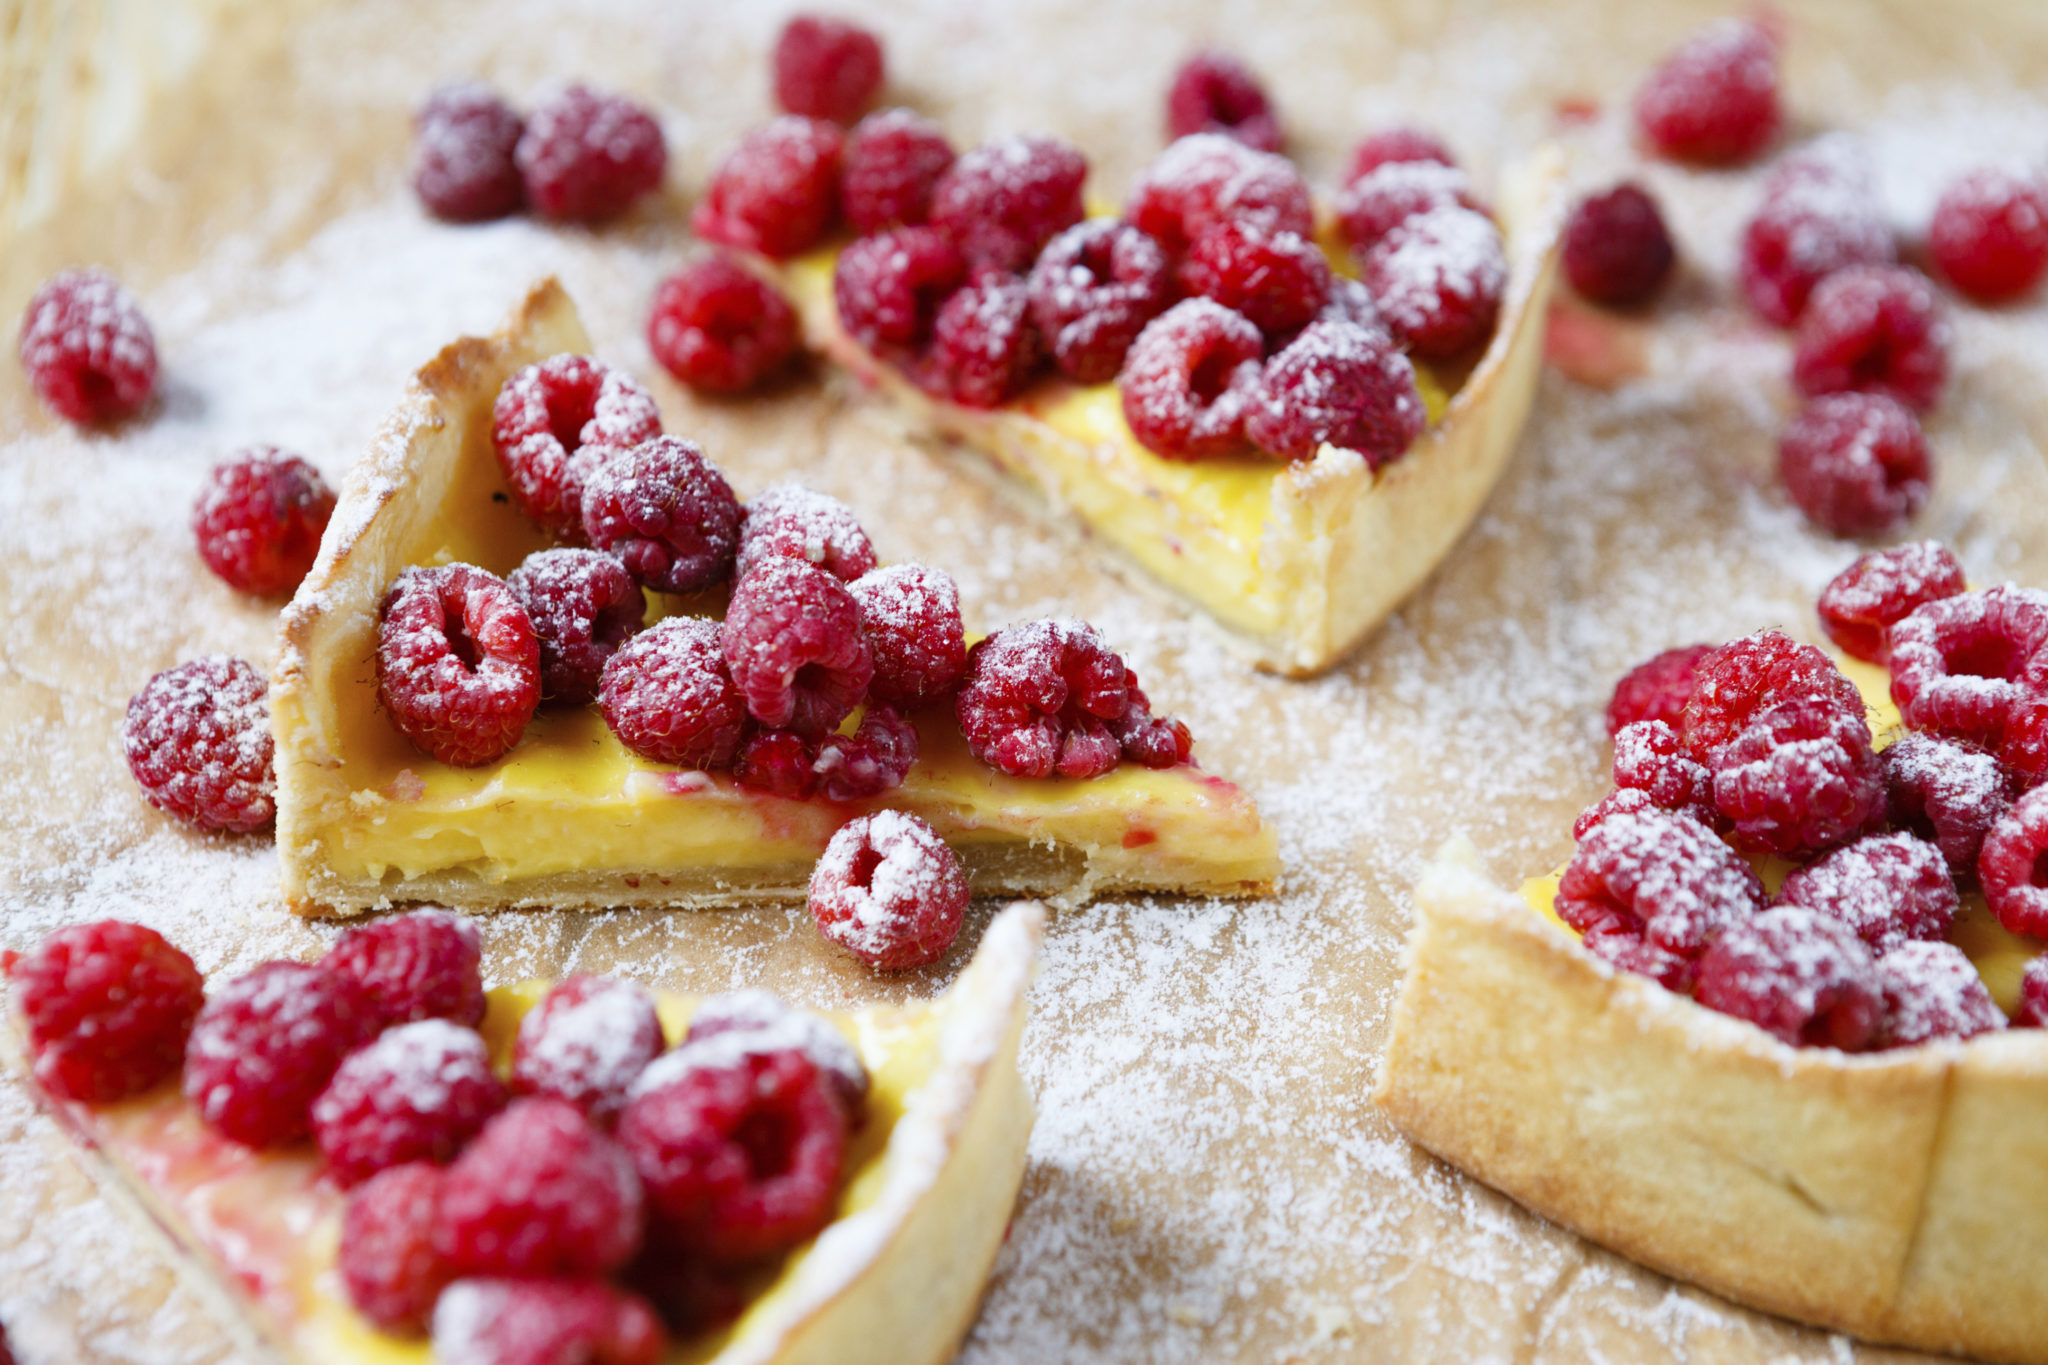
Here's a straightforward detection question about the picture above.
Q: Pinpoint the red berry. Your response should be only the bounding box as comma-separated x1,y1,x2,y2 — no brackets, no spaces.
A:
432,1277,665,1365
928,135,1087,273
508,548,645,706
683,991,870,1116
1562,183,1677,308
1165,50,1281,153
1572,786,1659,842
851,564,967,709
1179,220,1330,339
646,256,799,394
1778,392,1933,538
513,975,666,1127
1579,917,1698,992
1792,265,1949,413
1346,126,1455,181
623,1249,748,1339
924,269,1044,408
598,618,749,769
1107,667,1193,769
840,108,956,234
736,484,877,584
1681,629,1867,763
1887,585,2048,745
1364,205,1506,359
807,810,968,971
692,116,845,260
734,729,820,800
18,268,158,425
1118,298,1263,460
324,909,487,1032
313,1020,507,1187
436,1097,645,1278
411,83,524,222
1611,719,1714,822
1710,696,1884,857
1873,940,2005,1048
515,85,667,223
191,448,336,596
1738,145,1894,326
1606,643,1717,738
810,705,919,801
772,14,884,124
1695,907,1882,1050
491,354,663,542
1774,831,1958,950
1633,19,1781,166
580,437,742,595
121,656,275,832
1817,541,1966,664
1979,786,2048,936
1126,133,1313,256
1026,220,1172,385
1929,167,2048,304
1555,808,1765,959
339,1163,451,1334
14,921,204,1103
1999,692,2048,789
721,558,874,736
1246,319,1424,466
2020,956,2048,1028
1882,732,2014,879
832,226,967,353
376,565,541,767
955,618,1128,779
183,962,373,1147
1336,161,1479,255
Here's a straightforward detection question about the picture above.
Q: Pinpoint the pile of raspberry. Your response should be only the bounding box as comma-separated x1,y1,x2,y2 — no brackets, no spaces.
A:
1564,539,2048,1050
410,80,666,224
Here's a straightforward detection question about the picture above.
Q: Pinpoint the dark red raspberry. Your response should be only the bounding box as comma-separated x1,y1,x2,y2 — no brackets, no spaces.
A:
646,255,800,394
1873,940,2005,1048
431,1277,664,1365
623,1252,747,1340
1555,807,1765,959
1738,146,1894,326
832,226,967,353
508,548,645,706
1165,50,1281,153
491,354,663,541
1633,19,1781,166
1773,832,1958,950
1887,585,2048,745
436,1097,645,1277
376,565,541,767
411,83,525,222
850,563,968,708
1571,786,1658,841
693,116,845,260
928,135,1087,273
721,558,874,736
580,437,742,595
1562,183,1677,308
312,1020,507,1188
515,84,667,223
1335,161,1479,255
323,908,487,1033
811,705,918,801
772,14,884,124
956,619,1130,779
807,811,969,970
1578,917,1697,992
734,729,820,800
191,448,337,596
183,962,372,1148
1680,629,1867,763
121,656,275,832
1364,205,1506,359
1778,392,1933,538
1792,266,1949,413
1611,720,1714,821
924,269,1044,408
339,1163,451,1334
1999,693,2048,789
1118,298,1263,460
1125,134,1313,256
1107,668,1193,769
598,618,749,769
684,990,870,1116
1027,220,1171,384
513,975,666,1127
1695,907,1881,1050
1882,733,2014,878
736,484,877,584
1929,168,2048,304
1710,696,1883,856
1979,786,2048,936
840,109,956,234
14,921,203,1103
1246,319,1424,466
1817,541,1966,664
1179,220,1330,339
1346,126,1455,182
2020,956,2048,1028
1606,643,1717,738
18,268,158,425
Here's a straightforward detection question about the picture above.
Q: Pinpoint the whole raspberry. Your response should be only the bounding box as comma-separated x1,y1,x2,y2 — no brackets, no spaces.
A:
1165,51,1281,153
1364,205,1506,359
598,618,749,769
507,548,645,705
1633,19,1781,166
376,565,541,767
312,1020,507,1188
339,1163,451,1334
515,84,667,222
1930,168,2048,304
850,563,967,707
13,921,204,1103
18,268,158,425
1118,298,1263,460
1026,220,1171,384
1578,917,1697,992
1611,719,1714,822
512,975,666,1128
1882,732,2014,878
1738,146,1894,326
1999,693,2048,789
772,14,884,124
1346,126,1455,181
580,437,743,595
928,134,1087,273
1562,183,1677,308
432,1277,665,1365
1773,831,1959,950
1246,319,1424,466
840,108,956,234
1571,786,1659,842
1125,134,1313,255
1979,786,2048,936
183,962,372,1148
924,269,1044,408
491,354,663,541
646,255,800,394
436,1097,645,1277
411,83,525,222
121,656,275,832
1873,940,2005,1048
955,619,1128,779
721,558,874,736
832,226,967,353
1695,907,1882,1050
1555,808,1765,959
191,448,337,596
736,484,877,584
1179,220,1330,339
734,729,820,800
323,908,487,1032
692,116,845,260
1887,585,2048,745
2020,956,2048,1028
1710,696,1884,857
1792,266,1949,413
1817,541,1966,664
1606,643,1718,738
810,705,919,801
1680,629,1866,764
684,990,870,1116
1107,668,1193,769
1778,392,1933,538
1335,161,1480,255
807,810,969,971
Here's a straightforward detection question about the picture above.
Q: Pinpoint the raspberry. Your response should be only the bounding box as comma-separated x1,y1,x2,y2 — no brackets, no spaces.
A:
692,116,845,260
772,14,884,124
1873,940,2005,1048
1680,629,1866,763
1929,168,2048,304
515,84,667,223
13,921,203,1103
1606,643,1717,738
1179,220,1330,339
1555,808,1766,959
1578,918,1697,992
580,437,742,595
1571,786,1658,842
1611,719,1714,821
508,548,645,706
432,1278,665,1365
512,975,666,1127
622,1253,746,1340
1778,392,1933,538
411,83,525,222
1633,19,1781,166
2020,956,2048,1028
1026,220,1171,384
1792,265,1949,413
1773,832,1959,950
807,810,968,971
1882,733,2014,878
928,134,1087,273
491,354,663,541
323,908,487,1032
646,255,800,394
376,565,541,767
1125,134,1313,256
312,1020,507,1188
734,729,820,800
832,226,967,353
1887,585,2048,745
1738,146,1894,326
1118,298,1263,460
598,618,749,769
1364,205,1506,359
1695,908,1882,1050
683,990,870,1116
1346,126,1455,181
17,268,158,425
183,962,372,1148
1711,696,1884,856
810,705,918,801
121,656,275,832
1165,50,1281,153
1817,541,1967,664
924,269,1044,408
338,1163,451,1334
1979,786,2048,936
1245,319,1424,466
850,563,968,708
735,484,877,584
1999,693,2048,788
1314,276,1388,339
721,558,874,736
436,1097,645,1277
191,448,337,596
840,109,955,234
955,619,1128,779
1335,161,1479,255
1562,183,1676,308
1107,668,1193,769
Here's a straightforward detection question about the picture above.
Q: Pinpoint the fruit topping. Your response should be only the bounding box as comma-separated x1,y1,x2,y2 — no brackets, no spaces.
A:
1817,541,1966,664
13,921,204,1104
956,618,1129,779
721,557,874,735
806,810,970,970
832,225,967,353
1709,695,1883,857
925,268,1044,408
1610,719,1714,823
508,548,646,706
376,565,541,767
1578,916,1698,993
1887,585,2048,745
1881,732,2014,879
1346,126,1455,181
191,448,337,597
1118,297,1264,460
732,729,818,799
1929,167,2048,304
1125,133,1313,255
735,484,877,586
772,13,884,125
1026,220,1172,385
840,108,956,234
692,115,845,259
1772,831,1958,950
1107,667,1194,769
849,563,968,708
1738,142,1894,326
1316,276,1387,336
2020,956,2048,1028
121,655,276,832
1180,219,1330,339
929,134,1088,273
1336,161,1478,255
435,1097,645,1278
598,617,750,769
1363,205,1506,359
646,255,800,394
1245,319,1425,466
312,1020,507,1188
1693,907,1882,1050
1606,643,1717,737
513,975,667,1127
1873,940,2006,1048
324,909,487,1032
339,1163,452,1334
1571,786,1658,842
1791,265,1949,413
579,436,743,595
809,704,919,801
411,83,525,222
1555,808,1766,960
431,1277,665,1365
1633,18,1781,166
1979,786,2048,937
491,354,663,541
684,990,870,1115
1164,50,1281,153
183,962,372,1147
1562,183,1676,308
18,268,158,425
1680,629,1866,763
1778,392,1933,538
515,84,667,223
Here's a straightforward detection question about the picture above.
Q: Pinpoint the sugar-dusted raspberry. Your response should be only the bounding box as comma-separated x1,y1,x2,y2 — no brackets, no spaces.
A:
928,134,1087,273
1792,265,1949,414
1555,808,1765,959
1335,161,1479,255
14,921,204,1103
1179,220,1330,340
850,565,966,709
1882,732,2013,878
692,116,845,260
1313,276,1388,337
1930,167,2048,304
508,548,645,706
1710,696,1883,857
598,618,749,769
1571,786,1658,841
18,268,158,425
832,225,967,353
192,448,337,596
436,1097,645,1277
1778,392,1933,539
1774,832,1958,950
1165,50,1281,153
647,255,800,395
1026,220,1172,385
516,84,666,222
1979,786,2048,936
1107,667,1193,769
1633,19,1781,166
956,619,1130,779
734,729,819,800
512,975,666,1127
772,14,884,124
580,437,742,595
324,908,487,1032
122,656,275,832
1611,719,1714,821
1680,629,1866,764
1695,908,1881,1050
684,990,870,1117
2020,956,2048,1028
925,269,1044,408
840,108,955,233
807,810,969,971
722,558,874,735
1738,144,1895,326
1872,940,2005,1048
1817,541,1966,664
1999,693,2048,789
1887,585,2048,745
1606,643,1717,738
811,705,919,801
1364,205,1506,359
491,354,663,541
1118,298,1263,460
338,1163,450,1334
313,1020,507,1188
411,83,525,222
1562,183,1677,308
376,565,541,767
1125,134,1313,255
735,484,876,585
432,1277,665,1365
183,962,372,1148
1346,126,1455,182
1578,917,1697,992
1246,319,1424,466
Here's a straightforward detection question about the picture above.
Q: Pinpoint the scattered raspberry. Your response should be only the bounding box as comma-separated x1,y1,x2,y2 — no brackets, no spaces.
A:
772,13,884,124
515,84,667,222
1882,733,2013,879
735,484,877,585
1929,167,2048,304
1118,298,1263,460
508,548,645,706
1778,392,1933,538
580,437,742,595
734,729,819,800
1711,696,1884,857
849,565,965,709
121,656,276,832
928,134,1087,273
1026,220,1171,384
810,705,919,801
646,255,800,394
1774,831,1959,950
1335,161,1479,255
2019,956,2048,1028
1165,50,1281,153
183,962,372,1148
1695,907,1881,1050
1792,265,1949,414
832,225,967,353
432,1277,665,1365
313,1020,507,1188
338,1163,451,1334
376,565,541,767
513,975,666,1127
1611,719,1714,821
17,268,158,425
1680,629,1866,763
1979,786,2048,936
191,448,336,596
1633,19,1781,166
411,83,525,222
1562,183,1677,308
1125,134,1313,255
1555,808,1765,959
491,354,663,541
324,908,487,1032
692,116,845,260
840,108,956,234
1606,643,1718,738
1246,319,1424,466
924,268,1044,408
806,811,969,971
721,557,874,735
1345,126,1455,181
14,921,204,1104
1887,585,2048,745
1107,667,1193,769
436,1097,645,1277
1571,786,1658,842
598,618,749,769
1872,940,2005,1048
1738,144,1894,326
956,619,1128,779
683,990,870,1116
1179,220,1330,339
1817,541,1967,664
1364,205,1506,359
